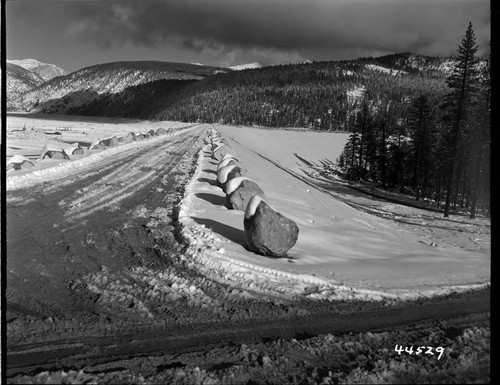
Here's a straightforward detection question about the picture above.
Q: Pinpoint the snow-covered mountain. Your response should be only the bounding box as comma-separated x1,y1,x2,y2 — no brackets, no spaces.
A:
229,62,262,71
8,58,67,81
6,62,46,104
9,61,232,112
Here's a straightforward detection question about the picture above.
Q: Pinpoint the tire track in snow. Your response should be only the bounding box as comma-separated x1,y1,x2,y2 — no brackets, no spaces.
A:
61,133,201,221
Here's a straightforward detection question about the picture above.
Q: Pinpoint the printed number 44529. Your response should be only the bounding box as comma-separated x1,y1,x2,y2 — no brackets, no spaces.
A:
395,345,445,360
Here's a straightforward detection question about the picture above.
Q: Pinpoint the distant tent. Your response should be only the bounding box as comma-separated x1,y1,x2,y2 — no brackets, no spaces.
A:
156,127,168,135
7,155,36,171
89,139,106,151
101,136,120,147
39,143,70,160
143,132,152,139
136,133,147,140
148,129,157,137
117,136,128,143
64,143,84,156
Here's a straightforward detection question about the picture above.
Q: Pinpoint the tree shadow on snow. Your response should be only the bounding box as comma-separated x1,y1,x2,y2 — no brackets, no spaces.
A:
195,192,226,206
192,217,247,246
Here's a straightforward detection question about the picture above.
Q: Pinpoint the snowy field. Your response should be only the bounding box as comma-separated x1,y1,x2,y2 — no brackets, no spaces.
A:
6,115,490,302
179,125,490,300
6,113,194,189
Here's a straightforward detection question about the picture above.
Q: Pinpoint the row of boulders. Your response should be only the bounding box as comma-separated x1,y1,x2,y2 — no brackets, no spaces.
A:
207,128,299,258
7,127,173,172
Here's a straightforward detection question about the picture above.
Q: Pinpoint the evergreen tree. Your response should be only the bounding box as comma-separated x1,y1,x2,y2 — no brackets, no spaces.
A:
468,50,490,218
441,22,480,217
408,94,435,200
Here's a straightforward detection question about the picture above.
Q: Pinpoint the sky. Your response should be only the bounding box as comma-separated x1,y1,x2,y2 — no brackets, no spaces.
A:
6,0,490,73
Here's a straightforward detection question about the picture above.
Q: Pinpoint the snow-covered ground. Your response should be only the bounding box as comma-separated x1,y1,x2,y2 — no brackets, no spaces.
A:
6,114,193,189
178,125,490,300
365,64,408,76
229,62,262,71
6,116,490,302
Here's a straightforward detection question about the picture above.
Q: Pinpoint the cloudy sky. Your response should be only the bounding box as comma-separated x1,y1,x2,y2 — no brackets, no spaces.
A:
6,0,490,73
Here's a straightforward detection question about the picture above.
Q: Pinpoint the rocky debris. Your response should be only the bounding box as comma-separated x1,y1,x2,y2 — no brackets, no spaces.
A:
225,177,264,211
244,195,299,257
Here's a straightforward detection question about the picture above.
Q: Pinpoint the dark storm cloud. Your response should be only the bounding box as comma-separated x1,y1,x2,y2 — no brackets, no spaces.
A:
11,0,491,65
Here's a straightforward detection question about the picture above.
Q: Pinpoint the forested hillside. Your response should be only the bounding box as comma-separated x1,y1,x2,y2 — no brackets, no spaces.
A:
337,26,490,218
10,61,231,112
58,53,450,130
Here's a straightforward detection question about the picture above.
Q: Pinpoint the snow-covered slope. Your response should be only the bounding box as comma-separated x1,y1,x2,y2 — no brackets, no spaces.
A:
6,62,45,95
177,125,490,300
229,62,262,71
8,58,66,81
365,64,408,76
10,61,232,112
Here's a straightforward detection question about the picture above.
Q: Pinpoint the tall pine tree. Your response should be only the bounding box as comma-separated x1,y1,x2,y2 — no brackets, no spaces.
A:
441,22,480,217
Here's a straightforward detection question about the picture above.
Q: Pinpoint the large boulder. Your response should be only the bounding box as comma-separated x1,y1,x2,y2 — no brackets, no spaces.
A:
244,196,299,257
117,136,130,143
211,138,228,150
101,136,120,147
89,139,106,151
217,164,234,188
64,143,84,155
217,164,244,191
226,166,244,184
225,177,264,211
7,155,35,171
126,132,137,141
217,156,238,171
39,143,71,160
212,144,231,161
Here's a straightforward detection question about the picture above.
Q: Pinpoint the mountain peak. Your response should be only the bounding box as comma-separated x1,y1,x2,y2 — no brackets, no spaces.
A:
7,58,67,81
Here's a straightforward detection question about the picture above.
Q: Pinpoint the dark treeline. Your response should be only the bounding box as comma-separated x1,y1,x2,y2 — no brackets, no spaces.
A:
338,23,490,218
150,55,449,130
